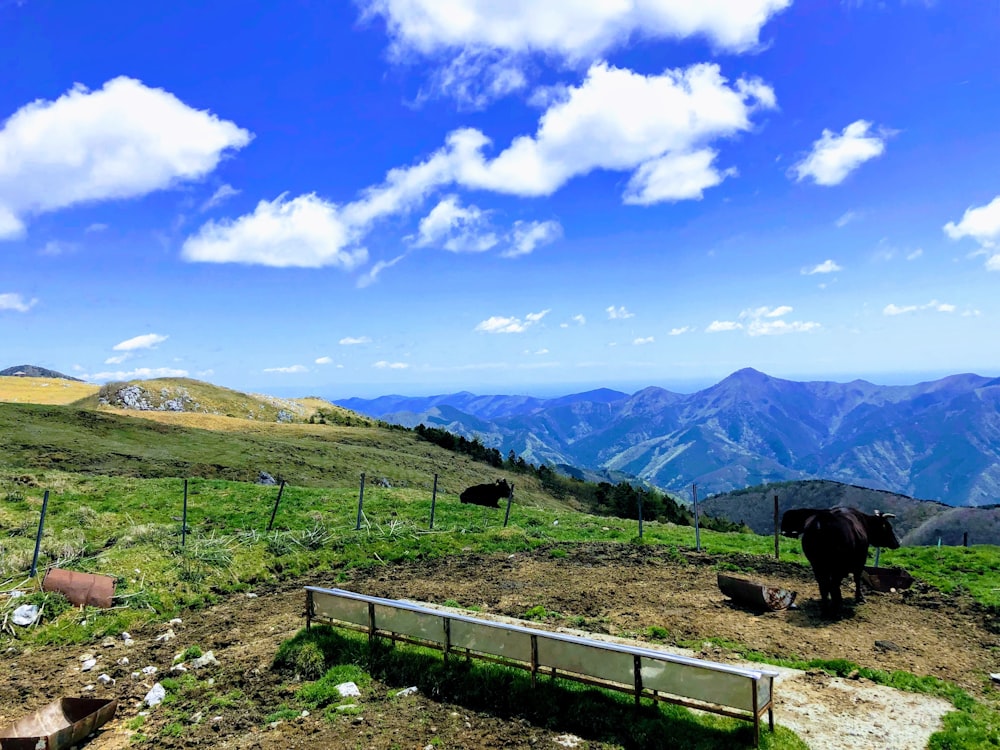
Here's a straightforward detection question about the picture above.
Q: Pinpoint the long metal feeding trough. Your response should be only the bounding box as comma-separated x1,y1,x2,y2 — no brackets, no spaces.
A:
717,573,797,612
0,697,117,750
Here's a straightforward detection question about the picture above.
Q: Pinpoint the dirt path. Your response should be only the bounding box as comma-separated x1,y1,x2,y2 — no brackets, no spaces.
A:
1,543,997,749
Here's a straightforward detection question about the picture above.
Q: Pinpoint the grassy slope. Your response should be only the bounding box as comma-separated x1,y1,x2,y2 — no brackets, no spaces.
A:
0,376,100,404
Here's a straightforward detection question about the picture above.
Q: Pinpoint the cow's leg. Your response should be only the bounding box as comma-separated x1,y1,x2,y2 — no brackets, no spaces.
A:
814,569,833,616
854,570,865,604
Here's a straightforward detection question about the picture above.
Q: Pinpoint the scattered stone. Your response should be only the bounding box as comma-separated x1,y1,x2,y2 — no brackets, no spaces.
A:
300,710,310,718
142,666,157,675
81,684,95,692
81,658,97,672
246,592,258,598
101,637,116,648
144,683,166,707
12,604,40,626
118,657,130,667
554,734,583,748
395,686,419,697
97,674,115,686
190,651,219,669
991,673,1000,685
155,629,176,642
170,665,188,674
79,653,95,662
257,471,278,486
336,681,361,697
875,640,902,652
169,618,182,625
189,711,203,724
131,672,141,680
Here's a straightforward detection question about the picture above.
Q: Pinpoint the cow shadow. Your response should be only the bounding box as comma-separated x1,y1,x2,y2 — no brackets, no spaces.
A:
720,594,861,627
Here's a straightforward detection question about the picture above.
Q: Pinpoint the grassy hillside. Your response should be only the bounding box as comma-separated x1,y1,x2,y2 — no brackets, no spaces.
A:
0,375,100,405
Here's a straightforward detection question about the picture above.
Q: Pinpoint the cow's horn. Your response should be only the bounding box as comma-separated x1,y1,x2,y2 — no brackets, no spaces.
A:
882,513,896,519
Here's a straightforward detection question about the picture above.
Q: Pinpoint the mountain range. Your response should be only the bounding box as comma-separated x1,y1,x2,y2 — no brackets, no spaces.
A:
335,368,1000,508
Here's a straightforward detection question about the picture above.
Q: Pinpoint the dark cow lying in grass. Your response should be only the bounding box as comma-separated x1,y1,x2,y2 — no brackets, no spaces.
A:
460,478,513,508
801,506,900,616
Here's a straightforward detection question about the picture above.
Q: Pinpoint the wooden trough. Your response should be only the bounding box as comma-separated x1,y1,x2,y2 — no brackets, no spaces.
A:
862,566,914,592
717,574,797,612
0,697,117,750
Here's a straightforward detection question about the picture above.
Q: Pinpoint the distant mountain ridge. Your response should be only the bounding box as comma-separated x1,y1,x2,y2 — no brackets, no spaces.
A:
1,364,81,381
334,368,1000,507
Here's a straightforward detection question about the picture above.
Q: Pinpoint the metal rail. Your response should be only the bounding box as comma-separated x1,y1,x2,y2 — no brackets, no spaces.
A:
305,586,777,747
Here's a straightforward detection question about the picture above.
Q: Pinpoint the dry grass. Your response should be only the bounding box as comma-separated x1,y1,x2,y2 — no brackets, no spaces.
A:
0,377,99,405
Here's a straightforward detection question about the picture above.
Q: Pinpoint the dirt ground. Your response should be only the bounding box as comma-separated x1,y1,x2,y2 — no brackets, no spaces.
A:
2,542,998,749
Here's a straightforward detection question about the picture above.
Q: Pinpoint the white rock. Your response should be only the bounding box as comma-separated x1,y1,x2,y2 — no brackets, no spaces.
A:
169,618,182,625
120,632,132,641
12,604,40,626
82,684,95,692
190,651,219,669
81,659,97,672
118,657,130,666
246,592,258,599
155,629,175,643
97,674,115,686
123,637,134,647
170,665,188,674
395,686,419,697
144,683,166,707
189,711,203,724
336,681,361,697
142,666,157,675
131,671,141,679
300,710,310,717
79,653,95,662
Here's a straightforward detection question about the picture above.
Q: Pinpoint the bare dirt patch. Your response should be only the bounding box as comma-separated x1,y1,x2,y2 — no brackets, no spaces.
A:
1,542,997,749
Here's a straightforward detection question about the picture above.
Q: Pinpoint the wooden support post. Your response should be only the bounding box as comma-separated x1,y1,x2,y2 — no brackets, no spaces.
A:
633,654,643,707
530,634,539,689
355,473,366,531
430,473,438,529
182,479,189,547
267,480,286,532
773,494,780,560
29,490,50,578
443,617,451,664
306,589,313,629
752,680,761,748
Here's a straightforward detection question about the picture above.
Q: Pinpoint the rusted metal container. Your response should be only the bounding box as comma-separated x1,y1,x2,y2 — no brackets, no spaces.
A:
0,697,118,750
717,573,797,612
862,566,914,592
42,568,115,608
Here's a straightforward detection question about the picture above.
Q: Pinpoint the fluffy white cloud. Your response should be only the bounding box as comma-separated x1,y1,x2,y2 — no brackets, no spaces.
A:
606,305,634,319
883,300,956,316
803,259,842,275
340,336,372,345
450,63,774,200
475,309,550,334
363,0,790,59
739,305,819,335
89,366,188,381
706,320,741,332
411,195,497,252
944,196,1000,248
504,220,562,258
0,77,251,239
315,356,333,365
182,193,367,268
417,49,528,109
633,336,655,345
791,120,887,186
669,326,691,335
263,364,308,373
373,361,410,369
113,333,168,351
0,293,37,312
104,354,130,365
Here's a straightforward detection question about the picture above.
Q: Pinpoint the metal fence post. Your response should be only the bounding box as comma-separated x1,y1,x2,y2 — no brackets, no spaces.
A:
692,483,701,552
355,473,366,531
773,494,780,560
430,473,438,529
267,480,286,532
30,490,50,578
182,479,189,547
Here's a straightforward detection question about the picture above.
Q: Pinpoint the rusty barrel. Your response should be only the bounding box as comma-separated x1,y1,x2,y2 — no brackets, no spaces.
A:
717,573,797,612
42,568,115,608
0,697,118,750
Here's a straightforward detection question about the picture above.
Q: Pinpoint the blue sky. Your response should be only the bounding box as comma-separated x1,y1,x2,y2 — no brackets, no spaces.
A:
2,1,1000,398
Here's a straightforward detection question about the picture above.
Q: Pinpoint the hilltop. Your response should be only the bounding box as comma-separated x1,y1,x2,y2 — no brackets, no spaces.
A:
0,364,82,380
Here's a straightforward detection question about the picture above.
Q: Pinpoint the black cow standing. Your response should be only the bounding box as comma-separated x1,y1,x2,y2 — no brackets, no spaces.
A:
460,478,513,508
801,506,900,616
779,507,822,538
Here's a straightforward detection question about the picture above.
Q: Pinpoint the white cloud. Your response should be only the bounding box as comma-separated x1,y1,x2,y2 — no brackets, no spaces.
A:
417,49,528,109
0,77,251,240
561,314,586,328
89,366,188,381
315,356,333,365
738,305,819,335
791,120,888,186
104,354,130,365
906,248,923,261
373,360,410,369
113,333,168,351
0,292,37,312
39,240,77,256
669,326,691,335
201,183,240,211
802,259,842,275
503,219,562,258
340,336,372,345
85,222,108,233
633,336,655,345
835,210,860,228
606,305,634,319
363,0,791,60
476,309,549,334
624,149,736,204
182,193,367,269
706,320,741,332
883,300,956,316
987,255,1000,272
944,196,1000,248
263,364,308,373
357,253,407,288
411,195,497,252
